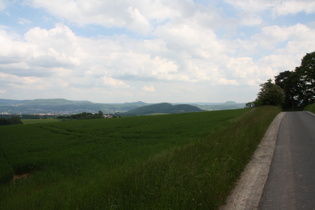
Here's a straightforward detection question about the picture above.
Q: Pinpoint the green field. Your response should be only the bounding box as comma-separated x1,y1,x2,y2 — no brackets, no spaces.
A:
22,118,61,124
0,106,280,209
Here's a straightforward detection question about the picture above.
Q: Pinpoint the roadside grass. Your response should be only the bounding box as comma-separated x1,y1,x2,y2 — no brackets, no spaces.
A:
106,106,281,209
304,103,315,114
0,106,280,209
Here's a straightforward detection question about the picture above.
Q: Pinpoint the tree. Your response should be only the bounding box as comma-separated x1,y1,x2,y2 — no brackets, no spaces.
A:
275,70,300,109
97,111,104,118
254,79,285,107
274,51,315,109
295,51,315,106
0,116,23,125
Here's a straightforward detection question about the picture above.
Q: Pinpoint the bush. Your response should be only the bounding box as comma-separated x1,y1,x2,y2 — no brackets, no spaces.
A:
254,79,285,107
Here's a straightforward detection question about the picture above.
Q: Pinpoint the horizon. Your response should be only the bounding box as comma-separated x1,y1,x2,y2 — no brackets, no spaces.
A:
0,97,246,105
1,1,315,103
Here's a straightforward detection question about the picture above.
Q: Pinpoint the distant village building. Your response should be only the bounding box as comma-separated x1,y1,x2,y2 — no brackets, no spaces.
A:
103,114,113,119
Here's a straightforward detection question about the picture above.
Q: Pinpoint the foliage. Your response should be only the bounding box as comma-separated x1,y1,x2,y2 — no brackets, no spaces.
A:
275,51,315,109
245,101,255,108
21,114,58,119
0,116,23,126
0,107,280,209
254,79,285,107
58,111,104,120
275,70,300,109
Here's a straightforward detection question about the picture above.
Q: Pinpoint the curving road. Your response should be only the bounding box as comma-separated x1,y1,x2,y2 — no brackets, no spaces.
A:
259,111,315,210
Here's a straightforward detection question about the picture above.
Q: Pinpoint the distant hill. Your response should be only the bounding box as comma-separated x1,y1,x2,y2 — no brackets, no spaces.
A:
193,101,246,111
0,99,29,105
0,98,245,115
22,99,94,106
124,103,204,116
0,99,148,114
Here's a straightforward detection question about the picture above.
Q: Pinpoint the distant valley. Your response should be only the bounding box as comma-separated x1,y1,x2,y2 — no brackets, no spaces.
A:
0,98,246,115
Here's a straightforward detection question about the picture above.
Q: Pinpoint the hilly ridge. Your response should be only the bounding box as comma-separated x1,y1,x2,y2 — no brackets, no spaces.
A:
124,103,204,116
0,99,147,114
0,98,245,115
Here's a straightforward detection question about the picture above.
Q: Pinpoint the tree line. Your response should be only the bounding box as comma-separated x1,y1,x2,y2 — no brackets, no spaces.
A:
0,116,23,126
250,51,315,109
58,111,105,120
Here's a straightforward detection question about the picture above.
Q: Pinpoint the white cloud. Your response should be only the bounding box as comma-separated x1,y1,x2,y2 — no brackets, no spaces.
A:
29,0,178,33
224,0,315,27
273,1,315,16
223,0,273,26
224,0,315,15
18,18,32,25
217,78,239,85
0,72,46,90
261,24,311,42
239,14,262,26
224,0,274,13
0,0,6,11
2,20,313,102
101,76,129,88
0,1,315,103
127,6,151,33
143,86,155,92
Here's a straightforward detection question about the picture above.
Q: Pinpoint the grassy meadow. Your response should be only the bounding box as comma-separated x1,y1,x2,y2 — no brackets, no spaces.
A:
0,106,281,209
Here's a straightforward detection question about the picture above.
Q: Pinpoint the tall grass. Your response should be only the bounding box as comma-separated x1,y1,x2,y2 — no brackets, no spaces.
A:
0,107,280,209
104,106,281,209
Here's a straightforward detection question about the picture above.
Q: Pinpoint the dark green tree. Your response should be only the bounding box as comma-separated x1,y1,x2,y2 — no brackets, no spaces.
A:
254,79,285,107
97,111,104,118
295,51,315,106
275,51,315,109
0,116,23,125
275,70,300,109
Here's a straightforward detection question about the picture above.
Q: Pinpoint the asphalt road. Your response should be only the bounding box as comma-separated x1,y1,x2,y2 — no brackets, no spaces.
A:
259,111,315,210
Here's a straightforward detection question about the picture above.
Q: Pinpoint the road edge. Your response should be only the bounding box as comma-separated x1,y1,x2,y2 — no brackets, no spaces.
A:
220,112,286,210
306,111,315,117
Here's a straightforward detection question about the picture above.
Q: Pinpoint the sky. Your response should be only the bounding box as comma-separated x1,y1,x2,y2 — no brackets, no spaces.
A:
0,0,315,103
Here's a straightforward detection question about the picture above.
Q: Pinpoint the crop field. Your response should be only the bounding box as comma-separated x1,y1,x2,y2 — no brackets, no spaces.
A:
0,106,280,209
22,118,61,124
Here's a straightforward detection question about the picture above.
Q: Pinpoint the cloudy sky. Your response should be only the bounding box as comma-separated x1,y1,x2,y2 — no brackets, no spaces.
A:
0,0,314,103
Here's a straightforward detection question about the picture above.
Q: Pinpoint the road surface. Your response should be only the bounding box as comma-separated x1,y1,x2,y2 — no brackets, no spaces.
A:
259,111,315,210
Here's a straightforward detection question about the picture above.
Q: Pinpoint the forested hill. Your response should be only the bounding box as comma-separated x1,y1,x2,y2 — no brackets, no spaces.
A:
0,98,245,115
0,99,146,114
123,103,204,116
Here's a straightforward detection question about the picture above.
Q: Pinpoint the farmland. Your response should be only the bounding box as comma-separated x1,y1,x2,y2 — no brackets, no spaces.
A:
21,118,61,124
0,106,280,209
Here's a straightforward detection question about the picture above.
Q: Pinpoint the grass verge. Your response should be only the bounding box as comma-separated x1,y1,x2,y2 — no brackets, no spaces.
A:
304,103,315,114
